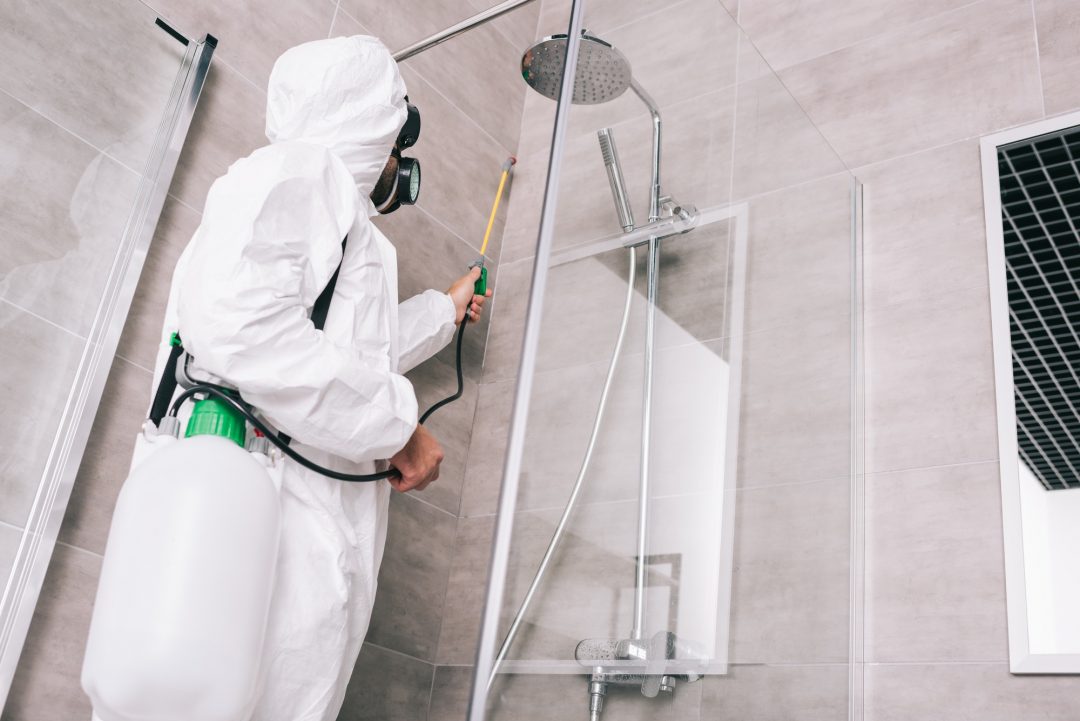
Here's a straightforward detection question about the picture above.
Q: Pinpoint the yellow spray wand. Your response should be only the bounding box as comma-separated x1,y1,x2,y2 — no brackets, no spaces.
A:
471,156,516,295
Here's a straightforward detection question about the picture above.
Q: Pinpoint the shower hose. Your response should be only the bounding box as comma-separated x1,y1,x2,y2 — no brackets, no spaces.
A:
488,247,638,688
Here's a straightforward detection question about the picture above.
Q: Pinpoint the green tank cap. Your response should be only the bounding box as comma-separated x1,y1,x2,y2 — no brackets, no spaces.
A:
185,396,246,447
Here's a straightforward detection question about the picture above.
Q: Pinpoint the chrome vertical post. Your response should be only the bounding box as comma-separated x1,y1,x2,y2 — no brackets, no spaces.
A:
466,2,587,719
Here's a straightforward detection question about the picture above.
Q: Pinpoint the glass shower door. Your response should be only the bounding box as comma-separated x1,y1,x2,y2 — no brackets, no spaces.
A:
0,1,215,704
468,0,860,718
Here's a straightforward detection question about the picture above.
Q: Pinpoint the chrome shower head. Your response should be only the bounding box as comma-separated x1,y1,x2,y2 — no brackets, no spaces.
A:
521,32,632,105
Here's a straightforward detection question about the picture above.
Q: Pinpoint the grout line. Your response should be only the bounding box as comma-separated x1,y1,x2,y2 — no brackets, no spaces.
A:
0,87,146,180
864,660,1010,667
400,486,460,519
864,457,999,479
754,0,987,75
57,540,104,560
0,298,87,342
115,354,155,376
425,654,438,720
364,640,436,667
164,190,205,217
328,1,341,38
1029,0,1047,119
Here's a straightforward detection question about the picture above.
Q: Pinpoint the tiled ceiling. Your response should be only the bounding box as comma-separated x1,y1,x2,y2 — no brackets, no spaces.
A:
998,128,1080,490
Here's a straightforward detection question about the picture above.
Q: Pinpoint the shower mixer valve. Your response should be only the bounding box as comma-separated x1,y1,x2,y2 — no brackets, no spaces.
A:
575,631,705,720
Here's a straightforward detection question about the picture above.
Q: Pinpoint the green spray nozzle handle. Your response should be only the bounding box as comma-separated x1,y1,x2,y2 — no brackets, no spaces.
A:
472,263,488,296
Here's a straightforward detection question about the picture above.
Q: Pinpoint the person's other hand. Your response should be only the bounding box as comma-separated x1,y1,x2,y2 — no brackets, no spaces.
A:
447,267,493,325
388,424,443,492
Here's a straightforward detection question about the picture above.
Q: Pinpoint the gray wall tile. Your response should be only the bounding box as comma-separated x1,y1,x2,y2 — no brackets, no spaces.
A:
2,544,100,720
430,665,473,721
115,196,201,371
60,359,152,555
701,663,849,720
167,60,268,213
737,0,974,71
0,0,185,171
0,523,22,595
338,643,434,721
146,0,336,90
864,285,998,474
1034,0,1080,115
367,493,457,662
778,0,1044,167
866,462,1008,663
731,478,851,664
0,305,87,528
865,662,1080,721
857,140,989,311
407,357,479,516
437,516,493,665
0,94,142,337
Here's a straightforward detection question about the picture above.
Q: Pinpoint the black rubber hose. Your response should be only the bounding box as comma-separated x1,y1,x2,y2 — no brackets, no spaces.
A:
167,321,468,483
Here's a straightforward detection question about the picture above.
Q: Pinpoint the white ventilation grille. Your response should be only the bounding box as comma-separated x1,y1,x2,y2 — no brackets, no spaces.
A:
999,128,1080,490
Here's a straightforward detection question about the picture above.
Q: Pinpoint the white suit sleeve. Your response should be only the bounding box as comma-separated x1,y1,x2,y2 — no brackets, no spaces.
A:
177,144,418,463
396,290,457,374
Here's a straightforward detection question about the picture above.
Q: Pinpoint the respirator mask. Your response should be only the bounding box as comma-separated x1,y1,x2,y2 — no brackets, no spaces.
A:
373,99,421,214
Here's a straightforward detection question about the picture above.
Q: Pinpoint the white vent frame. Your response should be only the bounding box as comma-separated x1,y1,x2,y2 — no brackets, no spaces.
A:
982,109,1080,674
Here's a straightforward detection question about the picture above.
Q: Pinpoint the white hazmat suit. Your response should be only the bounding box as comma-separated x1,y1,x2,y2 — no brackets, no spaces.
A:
147,36,456,721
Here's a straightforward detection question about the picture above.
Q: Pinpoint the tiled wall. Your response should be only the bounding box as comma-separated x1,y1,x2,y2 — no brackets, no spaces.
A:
430,0,857,719
431,0,1080,719
752,0,1080,717
1,0,534,719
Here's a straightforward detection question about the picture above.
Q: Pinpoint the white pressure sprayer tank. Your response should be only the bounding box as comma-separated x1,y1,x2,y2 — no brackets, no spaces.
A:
82,394,284,721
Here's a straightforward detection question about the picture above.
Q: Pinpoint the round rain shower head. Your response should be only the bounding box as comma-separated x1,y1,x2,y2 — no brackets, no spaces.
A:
521,32,632,105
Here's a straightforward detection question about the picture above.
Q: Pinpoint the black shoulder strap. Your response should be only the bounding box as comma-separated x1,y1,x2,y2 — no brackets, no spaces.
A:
310,235,348,331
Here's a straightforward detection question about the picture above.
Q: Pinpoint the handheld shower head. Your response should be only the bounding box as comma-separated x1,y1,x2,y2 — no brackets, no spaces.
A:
598,128,634,232
521,32,632,105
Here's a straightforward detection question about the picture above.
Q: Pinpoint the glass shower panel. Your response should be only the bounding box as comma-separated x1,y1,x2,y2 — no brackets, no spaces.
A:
474,0,859,719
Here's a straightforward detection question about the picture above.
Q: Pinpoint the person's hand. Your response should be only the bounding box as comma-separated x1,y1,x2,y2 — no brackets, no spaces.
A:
447,267,493,325
388,425,443,492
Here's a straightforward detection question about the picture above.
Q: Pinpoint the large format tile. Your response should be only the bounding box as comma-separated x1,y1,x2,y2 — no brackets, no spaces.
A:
742,172,853,335
0,522,22,593
778,0,1044,167
701,663,850,720
3,544,101,720
146,0,336,91
865,662,1080,721
378,204,498,382
864,284,998,473
486,670,703,721
338,643,434,721
731,61,849,201
59,359,153,555
1035,0,1080,115
858,140,989,311
0,0,184,171
430,665,473,721
466,0,540,51
0,304,87,528
730,478,851,664
737,0,975,71
437,516,493,665
168,59,268,213
333,5,526,155
0,95,143,338
406,357,479,515
866,462,1007,662
738,314,853,488
396,66,512,266
115,196,201,371
367,492,456,662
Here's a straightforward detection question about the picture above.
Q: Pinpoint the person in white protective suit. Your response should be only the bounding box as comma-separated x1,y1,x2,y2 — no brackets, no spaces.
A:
143,35,489,721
